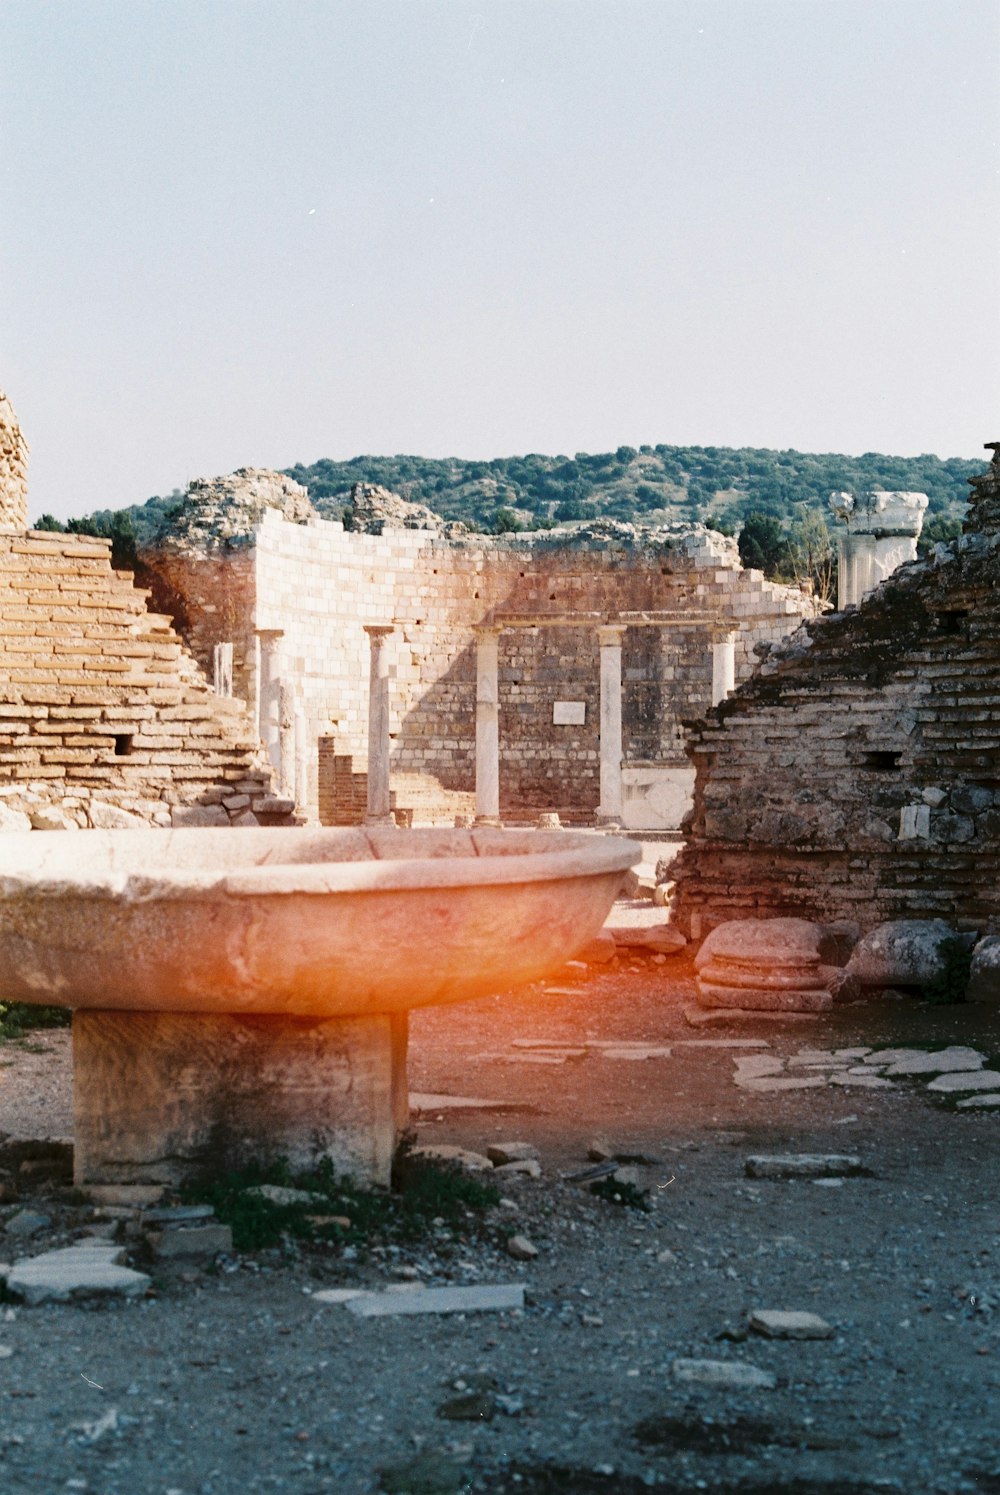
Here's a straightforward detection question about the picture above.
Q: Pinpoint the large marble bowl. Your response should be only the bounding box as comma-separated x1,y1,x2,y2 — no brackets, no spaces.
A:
0,825,641,1016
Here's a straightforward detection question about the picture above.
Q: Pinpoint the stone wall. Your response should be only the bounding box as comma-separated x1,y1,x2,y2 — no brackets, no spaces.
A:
0,529,279,829
140,485,820,824
0,391,29,532
672,444,1000,938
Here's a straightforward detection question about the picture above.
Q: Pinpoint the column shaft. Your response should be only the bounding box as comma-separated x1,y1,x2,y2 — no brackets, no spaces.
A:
596,625,626,825
475,628,502,825
255,630,284,776
711,630,737,707
365,626,394,826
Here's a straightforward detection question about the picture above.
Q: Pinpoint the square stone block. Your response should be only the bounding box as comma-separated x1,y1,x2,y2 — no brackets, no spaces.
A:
74,1008,407,1190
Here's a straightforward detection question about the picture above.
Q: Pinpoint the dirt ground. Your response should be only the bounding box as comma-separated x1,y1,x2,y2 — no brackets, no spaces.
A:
1,913,1000,1495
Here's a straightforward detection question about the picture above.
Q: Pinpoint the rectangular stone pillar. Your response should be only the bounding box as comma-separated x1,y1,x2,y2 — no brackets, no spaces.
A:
711,629,737,707
294,705,310,817
596,624,627,826
212,642,233,698
255,629,283,775
364,625,395,826
73,1008,401,1189
278,682,296,800
474,627,502,825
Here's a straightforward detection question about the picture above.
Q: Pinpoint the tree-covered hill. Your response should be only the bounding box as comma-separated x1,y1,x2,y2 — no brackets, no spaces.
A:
285,444,981,534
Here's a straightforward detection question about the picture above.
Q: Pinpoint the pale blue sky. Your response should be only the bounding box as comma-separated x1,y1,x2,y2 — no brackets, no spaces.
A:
3,0,998,521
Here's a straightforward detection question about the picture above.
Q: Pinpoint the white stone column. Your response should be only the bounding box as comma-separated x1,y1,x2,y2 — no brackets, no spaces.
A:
278,682,296,799
474,627,502,826
711,629,738,707
294,705,311,818
364,625,395,826
596,624,627,826
255,629,283,776
212,642,233,698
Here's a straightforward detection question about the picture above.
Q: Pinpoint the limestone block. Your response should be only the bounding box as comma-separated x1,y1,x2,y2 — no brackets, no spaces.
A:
73,1009,401,1188
695,918,824,971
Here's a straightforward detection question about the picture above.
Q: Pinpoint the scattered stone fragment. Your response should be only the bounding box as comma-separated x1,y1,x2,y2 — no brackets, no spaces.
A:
2,1210,50,1239
577,932,617,963
827,1072,894,1088
835,1048,872,1059
675,1038,771,1049
345,1284,524,1317
599,1046,672,1060
141,1204,216,1225
683,1005,819,1026
671,1358,777,1390
927,1070,1000,1093
745,1154,864,1180
409,1093,533,1113
735,1076,826,1093
561,1160,620,1184
0,1344,12,1358
492,1158,542,1179
882,1046,986,1076
786,1055,851,1070
956,1094,1000,1109
968,935,1000,1002
410,1145,494,1171
506,1235,539,1260
847,919,969,989
587,1138,615,1162
4,1244,149,1305
486,1142,539,1166
812,1178,845,1188
734,1055,785,1078
145,1223,233,1259
608,925,687,955
437,1390,494,1421
749,1309,834,1340
312,1287,365,1304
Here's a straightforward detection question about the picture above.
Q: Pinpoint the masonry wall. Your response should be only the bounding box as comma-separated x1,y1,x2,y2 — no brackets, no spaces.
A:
0,392,29,532
237,513,817,822
0,530,278,829
672,449,1000,938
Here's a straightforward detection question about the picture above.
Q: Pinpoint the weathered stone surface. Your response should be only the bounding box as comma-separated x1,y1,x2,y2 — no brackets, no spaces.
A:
492,1158,542,1178
88,802,149,830
882,1046,985,1076
749,1309,834,1340
146,1223,233,1258
671,1358,777,1390
4,1244,149,1305
345,1284,524,1317
847,920,967,988
926,1070,1000,1093
2,1210,50,1238
698,981,833,1013
486,1142,539,1166
968,937,1000,1002
745,1154,864,1179
243,1184,322,1207
0,802,31,832
956,1093,1000,1108
577,931,617,963
608,924,687,955
696,919,824,971
735,1075,827,1093
411,1145,494,1172
506,1235,539,1260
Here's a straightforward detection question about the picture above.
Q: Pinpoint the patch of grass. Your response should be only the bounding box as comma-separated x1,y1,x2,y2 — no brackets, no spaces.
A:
179,1136,500,1253
589,1176,651,1212
0,1003,71,1042
923,936,973,1005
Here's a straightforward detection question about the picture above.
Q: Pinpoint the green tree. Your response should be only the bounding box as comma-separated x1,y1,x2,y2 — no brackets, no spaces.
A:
491,506,520,535
738,511,786,575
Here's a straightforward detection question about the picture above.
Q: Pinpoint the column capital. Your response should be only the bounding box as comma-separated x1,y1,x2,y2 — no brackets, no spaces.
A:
596,623,628,646
364,623,395,639
255,627,284,641
473,623,504,639
709,623,739,644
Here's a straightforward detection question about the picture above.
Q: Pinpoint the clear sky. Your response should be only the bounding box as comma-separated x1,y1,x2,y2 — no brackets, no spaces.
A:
3,0,998,521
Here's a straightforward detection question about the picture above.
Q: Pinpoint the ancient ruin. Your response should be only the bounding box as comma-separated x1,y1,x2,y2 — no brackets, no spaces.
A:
673,443,1000,939
137,471,822,831
0,396,286,830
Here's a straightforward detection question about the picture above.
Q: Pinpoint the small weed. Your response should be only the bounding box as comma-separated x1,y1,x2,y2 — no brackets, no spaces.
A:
179,1136,499,1253
0,1003,71,1042
589,1176,651,1212
923,936,973,1005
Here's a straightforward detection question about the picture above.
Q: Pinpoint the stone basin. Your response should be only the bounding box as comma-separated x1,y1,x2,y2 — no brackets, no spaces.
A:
0,826,639,1190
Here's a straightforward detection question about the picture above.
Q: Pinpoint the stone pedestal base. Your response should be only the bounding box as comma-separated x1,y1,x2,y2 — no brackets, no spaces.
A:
73,1009,409,1190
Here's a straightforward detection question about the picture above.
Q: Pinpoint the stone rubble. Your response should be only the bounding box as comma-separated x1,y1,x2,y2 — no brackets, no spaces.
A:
670,1358,777,1390
3,1243,150,1305
748,1309,835,1340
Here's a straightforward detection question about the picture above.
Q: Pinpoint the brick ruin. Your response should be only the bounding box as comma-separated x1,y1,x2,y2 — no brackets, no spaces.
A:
672,443,1000,939
137,476,821,827
0,395,282,830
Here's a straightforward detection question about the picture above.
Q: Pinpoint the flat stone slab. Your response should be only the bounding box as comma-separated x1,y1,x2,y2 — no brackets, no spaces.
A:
608,925,687,954
4,1244,150,1305
697,981,833,1013
409,1093,533,1113
745,1154,864,1179
683,1005,819,1026
956,1093,1000,1109
827,1072,894,1088
599,1047,673,1060
312,1287,366,1304
927,1070,1000,1093
146,1223,233,1258
676,1038,771,1049
670,1358,777,1390
141,1204,216,1225
486,1142,539,1165
882,1047,987,1076
734,1055,785,1077
735,1076,827,1093
749,1309,834,1340
345,1284,524,1317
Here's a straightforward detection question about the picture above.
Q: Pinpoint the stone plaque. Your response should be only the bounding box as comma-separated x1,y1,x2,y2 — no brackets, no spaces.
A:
553,701,586,726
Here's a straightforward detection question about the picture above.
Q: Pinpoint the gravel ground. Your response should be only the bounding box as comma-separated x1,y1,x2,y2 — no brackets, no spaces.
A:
1,913,1000,1495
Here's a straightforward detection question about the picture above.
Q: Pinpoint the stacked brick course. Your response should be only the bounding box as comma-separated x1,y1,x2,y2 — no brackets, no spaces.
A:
0,529,276,828
672,444,1000,938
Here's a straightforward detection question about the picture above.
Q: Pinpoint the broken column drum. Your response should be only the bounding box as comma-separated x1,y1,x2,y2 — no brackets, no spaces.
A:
0,826,639,1190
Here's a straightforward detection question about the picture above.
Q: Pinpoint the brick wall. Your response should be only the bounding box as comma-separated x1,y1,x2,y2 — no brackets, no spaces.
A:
672,446,1000,938
0,530,279,828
